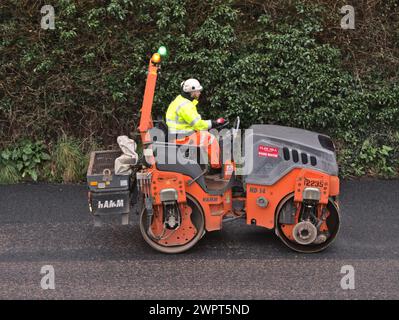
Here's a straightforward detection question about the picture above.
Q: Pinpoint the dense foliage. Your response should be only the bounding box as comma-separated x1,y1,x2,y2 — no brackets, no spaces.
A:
1,0,398,182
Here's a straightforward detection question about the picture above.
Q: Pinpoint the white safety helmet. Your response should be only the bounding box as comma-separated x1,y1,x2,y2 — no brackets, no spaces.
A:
181,78,203,93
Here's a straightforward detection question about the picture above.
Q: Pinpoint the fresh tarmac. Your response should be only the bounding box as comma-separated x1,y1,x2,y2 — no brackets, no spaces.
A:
0,180,398,299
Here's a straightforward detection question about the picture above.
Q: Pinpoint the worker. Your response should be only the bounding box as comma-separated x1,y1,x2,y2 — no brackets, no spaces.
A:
165,79,226,169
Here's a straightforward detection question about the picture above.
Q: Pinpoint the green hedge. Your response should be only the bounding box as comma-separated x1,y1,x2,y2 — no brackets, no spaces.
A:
1,0,398,180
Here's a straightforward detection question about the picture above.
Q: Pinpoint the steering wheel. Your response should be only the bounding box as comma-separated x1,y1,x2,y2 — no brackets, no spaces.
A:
217,120,230,130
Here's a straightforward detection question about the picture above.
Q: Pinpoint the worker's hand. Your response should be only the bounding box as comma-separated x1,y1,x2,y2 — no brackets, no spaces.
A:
211,118,226,129
216,118,226,125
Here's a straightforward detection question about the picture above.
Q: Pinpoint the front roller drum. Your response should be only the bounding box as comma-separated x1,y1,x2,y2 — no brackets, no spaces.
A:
275,193,340,253
139,194,205,254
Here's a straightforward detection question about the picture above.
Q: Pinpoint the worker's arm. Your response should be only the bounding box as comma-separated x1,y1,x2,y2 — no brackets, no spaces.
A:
178,104,212,131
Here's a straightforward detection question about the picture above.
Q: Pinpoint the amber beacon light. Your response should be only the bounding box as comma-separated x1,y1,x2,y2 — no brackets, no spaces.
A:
151,53,161,64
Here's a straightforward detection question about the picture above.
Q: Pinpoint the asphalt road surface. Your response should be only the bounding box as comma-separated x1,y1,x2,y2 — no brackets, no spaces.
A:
0,180,398,299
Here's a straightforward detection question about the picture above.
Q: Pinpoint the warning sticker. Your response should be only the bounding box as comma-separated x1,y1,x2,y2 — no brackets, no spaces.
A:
258,145,279,158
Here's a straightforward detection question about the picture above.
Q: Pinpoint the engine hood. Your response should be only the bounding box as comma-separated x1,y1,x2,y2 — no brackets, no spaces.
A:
242,125,338,185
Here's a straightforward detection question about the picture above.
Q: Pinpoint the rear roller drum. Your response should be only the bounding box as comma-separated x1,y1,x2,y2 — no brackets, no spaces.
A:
275,193,340,253
139,194,205,254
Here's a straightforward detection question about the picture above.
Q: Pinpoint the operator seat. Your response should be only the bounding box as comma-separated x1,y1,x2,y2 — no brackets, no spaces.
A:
148,124,234,193
152,141,235,195
153,117,169,142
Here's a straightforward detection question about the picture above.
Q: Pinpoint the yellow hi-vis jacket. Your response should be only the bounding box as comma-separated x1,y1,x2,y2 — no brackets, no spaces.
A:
166,95,212,134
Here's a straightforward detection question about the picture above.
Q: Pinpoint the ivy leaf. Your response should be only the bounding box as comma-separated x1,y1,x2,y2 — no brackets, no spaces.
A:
30,170,38,182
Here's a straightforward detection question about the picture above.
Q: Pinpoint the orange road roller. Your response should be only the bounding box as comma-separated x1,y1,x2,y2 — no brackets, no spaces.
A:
86,48,340,254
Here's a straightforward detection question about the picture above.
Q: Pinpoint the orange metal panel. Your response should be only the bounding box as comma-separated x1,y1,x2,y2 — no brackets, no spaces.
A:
147,168,231,232
245,168,340,229
138,61,159,143
150,170,186,205
183,176,235,231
